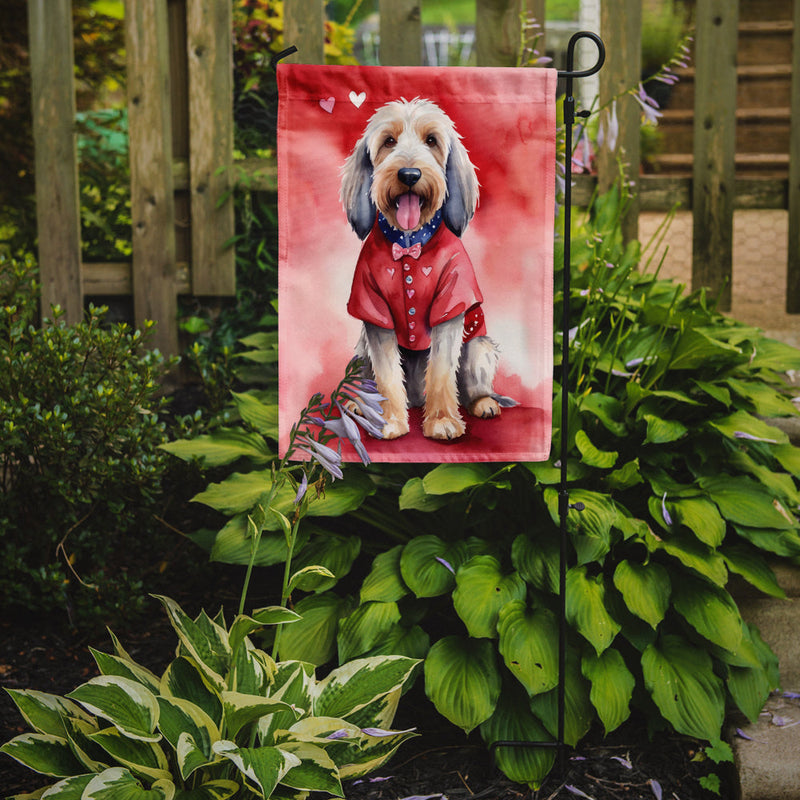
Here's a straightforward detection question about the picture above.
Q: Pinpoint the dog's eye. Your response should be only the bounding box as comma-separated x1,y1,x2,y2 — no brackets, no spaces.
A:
425,135,438,147
383,136,396,148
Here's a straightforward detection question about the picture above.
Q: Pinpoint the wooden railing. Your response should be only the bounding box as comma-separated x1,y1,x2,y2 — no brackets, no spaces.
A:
26,0,799,355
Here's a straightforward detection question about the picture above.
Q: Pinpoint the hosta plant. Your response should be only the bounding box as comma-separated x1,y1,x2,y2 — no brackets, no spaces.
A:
0,595,419,800
270,186,800,787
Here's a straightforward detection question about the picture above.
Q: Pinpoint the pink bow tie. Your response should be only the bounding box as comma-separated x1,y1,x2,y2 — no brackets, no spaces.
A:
392,242,422,261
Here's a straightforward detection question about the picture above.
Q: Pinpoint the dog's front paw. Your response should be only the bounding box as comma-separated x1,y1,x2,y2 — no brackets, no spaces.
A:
469,396,501,419
423,413,466,440
382,415,410,440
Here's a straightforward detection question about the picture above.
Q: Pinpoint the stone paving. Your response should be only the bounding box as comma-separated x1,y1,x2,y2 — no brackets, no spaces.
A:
639,210,800,348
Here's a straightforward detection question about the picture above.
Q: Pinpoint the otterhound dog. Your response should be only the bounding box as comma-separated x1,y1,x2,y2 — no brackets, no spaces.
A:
341,98,505,441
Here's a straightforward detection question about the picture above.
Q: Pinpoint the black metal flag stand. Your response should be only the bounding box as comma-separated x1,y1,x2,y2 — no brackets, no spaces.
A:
490,30,605,776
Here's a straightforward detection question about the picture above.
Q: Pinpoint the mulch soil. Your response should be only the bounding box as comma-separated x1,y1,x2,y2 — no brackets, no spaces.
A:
0,572,732,800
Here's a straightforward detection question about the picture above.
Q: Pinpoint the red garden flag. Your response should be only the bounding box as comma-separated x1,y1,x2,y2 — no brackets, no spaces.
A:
278,64,556,463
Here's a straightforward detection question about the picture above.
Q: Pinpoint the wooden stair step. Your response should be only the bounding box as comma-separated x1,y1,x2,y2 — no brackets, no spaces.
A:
650,152,789,178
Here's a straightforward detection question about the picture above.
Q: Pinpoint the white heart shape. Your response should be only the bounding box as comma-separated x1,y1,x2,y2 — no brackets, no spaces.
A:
349,90,366,108
422,266,432,277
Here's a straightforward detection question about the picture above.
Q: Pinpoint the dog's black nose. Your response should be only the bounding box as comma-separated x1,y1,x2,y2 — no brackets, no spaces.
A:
398,168,422,187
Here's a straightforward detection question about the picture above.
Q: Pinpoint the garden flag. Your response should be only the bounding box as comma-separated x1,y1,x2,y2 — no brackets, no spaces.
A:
277,64,557,462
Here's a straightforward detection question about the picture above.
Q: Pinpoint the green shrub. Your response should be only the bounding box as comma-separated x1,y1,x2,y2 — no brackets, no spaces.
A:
168,183,800,788
1,595,419,798
0,253,175,623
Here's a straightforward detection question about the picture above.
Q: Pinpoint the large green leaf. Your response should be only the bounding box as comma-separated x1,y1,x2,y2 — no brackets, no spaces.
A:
208,516,300,567
612,560,670,629
699,475,797,530
565,566,621,655
4,690,93,738
212,741,299,797
28,773,93,798
528,650,593,747
724,378,799,418
496,601,559,696
733,524,800,558
156,696,219,778
644,526,728,586
276,741,343,796
398,477,450,512
231,391,279,438
668,497,726,547
575,429,618,468
580,392,627,436
667,328,743,371
155,597,231,690
159,658,222,727
0,733,85,777
643,414,687,445
314,656,419,721
581,649,635,735
672,575,744,653
421,463,493,494
160,428,272,467
479,681,555,790
82,768,174,800
399,536,468,598
173,780,239,800
88,727,170,782
708,409,788,445
221,692,297,740
641,634,725,741
544,488,617,565
291,535,361,592
90,650,161,694
424,636,501,734
67,677,160,742
337,601,402,662
452,556,526,639
721,543,786,598
360,545,409,603
511,534,559,593
277,593,352,665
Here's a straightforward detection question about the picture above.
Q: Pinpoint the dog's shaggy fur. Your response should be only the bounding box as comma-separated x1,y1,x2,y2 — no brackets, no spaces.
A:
341,98,501,440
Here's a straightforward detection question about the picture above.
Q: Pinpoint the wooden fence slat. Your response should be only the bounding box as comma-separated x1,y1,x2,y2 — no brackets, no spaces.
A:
187,0,235,296
379,0,422,66
475,0,527,67
787,0,800,312
125,0,178,355
284,0,325,65
28,0,83,324
691,0,739,312
598,0,641,244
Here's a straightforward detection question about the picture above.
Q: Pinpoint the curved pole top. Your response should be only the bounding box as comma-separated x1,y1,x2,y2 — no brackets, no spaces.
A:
557,31,605,80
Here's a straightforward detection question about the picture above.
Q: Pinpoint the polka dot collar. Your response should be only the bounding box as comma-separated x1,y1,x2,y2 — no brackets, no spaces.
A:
378,210,442,249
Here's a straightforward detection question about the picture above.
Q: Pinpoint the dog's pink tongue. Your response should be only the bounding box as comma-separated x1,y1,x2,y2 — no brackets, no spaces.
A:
396,193,421,231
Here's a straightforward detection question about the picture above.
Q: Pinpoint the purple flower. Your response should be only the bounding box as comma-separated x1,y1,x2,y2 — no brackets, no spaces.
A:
733,431,779,444
361,726,416,737
611,755,632,769
296,436,343,480
736,727,755,741
435,556,455,574
597,100,619,153
326,729,351,740
649,779,663,800
661,492,673,526
633,84,662,125
293,472,308,505
565,786,595,799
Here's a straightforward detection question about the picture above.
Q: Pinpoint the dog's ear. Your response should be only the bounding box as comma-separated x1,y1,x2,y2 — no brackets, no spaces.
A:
340,137,376,240
442,134,479,237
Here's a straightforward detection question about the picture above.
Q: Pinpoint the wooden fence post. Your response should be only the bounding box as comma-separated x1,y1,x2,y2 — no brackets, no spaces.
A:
28,0,83,324
787,0,800,313
598,0,641,244
284,0,325,64
126,0,178,355
692,0,738,311
379,0,421,66
476,0,538,67
187,0,235,295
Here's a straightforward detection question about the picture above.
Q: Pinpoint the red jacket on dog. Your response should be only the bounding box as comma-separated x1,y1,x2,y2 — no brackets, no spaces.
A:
347,217,487,351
